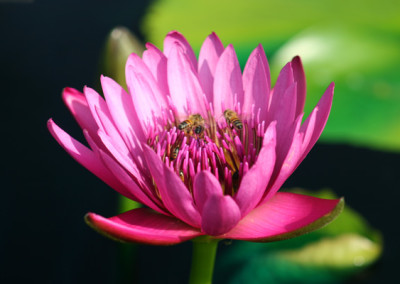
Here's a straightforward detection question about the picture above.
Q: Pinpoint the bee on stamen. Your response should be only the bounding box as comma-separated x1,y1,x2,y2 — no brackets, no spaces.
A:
178,114,205,136
224,109,243,130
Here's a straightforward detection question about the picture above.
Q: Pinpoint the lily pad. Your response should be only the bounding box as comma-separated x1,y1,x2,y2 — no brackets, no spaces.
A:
214,189,383,284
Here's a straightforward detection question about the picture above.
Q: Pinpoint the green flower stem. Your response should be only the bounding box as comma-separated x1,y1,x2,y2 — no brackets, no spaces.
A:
189,238,219,284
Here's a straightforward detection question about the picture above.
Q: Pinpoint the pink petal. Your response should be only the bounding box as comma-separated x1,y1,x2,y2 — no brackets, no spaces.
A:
268,62,294,119
198,32,224,103
143,145,201,228
100,76,148,171
201,194,241,236
167,42,207,116
96,129,151,189
84,87,129,154
125,53,168,135
213,44,244,117
164,31,198,70
47,119,130,198
263,127,304,202
85,208,203,245
193,170,224,213
62,87,99,143
142,43,169,96
242,45,271,122
292,56,306,117
300,82,334,160
98,149,168,215
234,121,276,216
222,192,343,241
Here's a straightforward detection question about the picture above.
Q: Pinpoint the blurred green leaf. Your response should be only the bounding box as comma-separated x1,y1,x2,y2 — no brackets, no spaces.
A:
215,189,383,284
100,26,144,89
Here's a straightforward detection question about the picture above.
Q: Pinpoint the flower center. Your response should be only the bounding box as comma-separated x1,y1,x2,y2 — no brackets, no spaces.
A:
147,107,265,196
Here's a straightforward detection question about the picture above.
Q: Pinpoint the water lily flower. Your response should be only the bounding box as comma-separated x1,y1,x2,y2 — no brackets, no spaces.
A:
48,31,343,246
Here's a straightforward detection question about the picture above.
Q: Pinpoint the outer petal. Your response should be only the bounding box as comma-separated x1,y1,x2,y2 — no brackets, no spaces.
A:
47,119,129,197
98,149,167,215
234,121,276,216
85,208,203,245
201,194,241,236
62,87,100,145
213,44,244,117
126,53,168,135
221,192,344,241
242,44,271,122
292,56,307,117
167,42,207,116
193,170,224,213
164,30,198,70
198,32,224,103
143,145,201,228
142,43,169,96
300,82,334,161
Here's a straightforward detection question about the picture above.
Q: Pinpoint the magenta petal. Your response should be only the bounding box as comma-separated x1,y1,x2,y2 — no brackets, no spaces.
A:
222,192,343,241
193,171,224,213
242,45,271,121
98,149,168,215
167,43,207,116
85,208,203,245
84,87,130,154
164,31,198,70
125,53,168,135
300,82,334,159
291,56,307,117
142,43,169,96
62,87,99,142
100,76,148,171
143,145,201,228
201,194,241,236
213,44,244,117
234,122,276,216
198,32,224,103
47,119,128,196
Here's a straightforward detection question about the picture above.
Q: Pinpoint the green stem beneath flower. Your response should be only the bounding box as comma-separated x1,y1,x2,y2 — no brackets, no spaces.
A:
189,238,219,284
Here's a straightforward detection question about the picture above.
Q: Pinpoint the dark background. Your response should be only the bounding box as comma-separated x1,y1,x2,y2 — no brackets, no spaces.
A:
1,0,399,283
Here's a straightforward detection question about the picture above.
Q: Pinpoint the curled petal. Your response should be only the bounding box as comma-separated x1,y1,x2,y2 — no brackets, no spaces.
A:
222,192,344,241
85,208,203,245
201,194,241,236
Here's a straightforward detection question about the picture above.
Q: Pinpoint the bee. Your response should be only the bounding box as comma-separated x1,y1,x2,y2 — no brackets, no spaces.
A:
224,109,243,130
178,114,205,136
170,146,180,160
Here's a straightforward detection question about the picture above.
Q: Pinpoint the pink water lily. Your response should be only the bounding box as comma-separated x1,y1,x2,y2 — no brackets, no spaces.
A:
48,31,343,245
